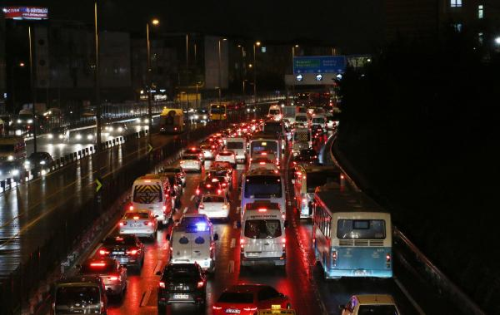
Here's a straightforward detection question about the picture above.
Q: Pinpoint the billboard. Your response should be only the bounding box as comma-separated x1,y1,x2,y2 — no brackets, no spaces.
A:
293,56,346,74
2,7,49,20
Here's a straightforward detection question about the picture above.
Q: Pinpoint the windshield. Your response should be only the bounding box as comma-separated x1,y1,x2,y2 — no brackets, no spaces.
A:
182,155,199,160
251,141,278,155
337,220,386,239
358,305,399,315
218,292,254,304
263,122,282,134
124,212,149,220
211,105,226,114
226,142,244,149
244,220,282,239
313,118,325,123
55,286,100,307
166,265,198,280
295,115,307,122
133,184,162,203
103,236,136,246
294,131,311,141
244,175,282,198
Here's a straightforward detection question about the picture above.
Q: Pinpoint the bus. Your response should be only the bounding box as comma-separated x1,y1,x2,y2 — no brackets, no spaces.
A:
0,136,27,161
249,133,282,166
210,103,227,121
312,185,393,279
241,169,286,219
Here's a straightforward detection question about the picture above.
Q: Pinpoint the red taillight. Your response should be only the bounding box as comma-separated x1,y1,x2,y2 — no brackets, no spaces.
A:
90,262,106,267
199,204,204,209
159,281,166,289
127,249,138,255
222,183,227,187
197,281,205,288
386,253,391,263
133,216,139,220
129,205,134,211
163,205,167,211
196,188,200,195
109,275,119,281
240,237,245,245
212,306,222,310
243,306,257,311
217,189,222,194
119,221,127,226
99,249,110,256
258,208,267,212
259,161,266,165
281,237,286,244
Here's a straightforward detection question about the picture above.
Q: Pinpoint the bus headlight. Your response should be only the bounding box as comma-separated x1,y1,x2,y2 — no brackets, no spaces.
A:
27,119,33,124
58,134,64,139
7,155,14,161
75,134,82,140
47,134,54,139
12,169,20,176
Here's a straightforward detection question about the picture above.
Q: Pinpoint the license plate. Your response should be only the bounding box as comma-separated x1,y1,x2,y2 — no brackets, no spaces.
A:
247,252,260,257
355,270,368,276
173,294,189,299
225,309,240,314
112,251,124,255
131,223,140,227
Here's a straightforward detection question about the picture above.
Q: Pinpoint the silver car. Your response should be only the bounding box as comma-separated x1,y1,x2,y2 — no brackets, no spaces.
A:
198,195,230,221
119,209,158,240
179,154,203,172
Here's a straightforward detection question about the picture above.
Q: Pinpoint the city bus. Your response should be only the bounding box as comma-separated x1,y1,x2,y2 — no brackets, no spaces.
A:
249,132,282,166
312,185,393,279
210,103,228,121
241,169,286,219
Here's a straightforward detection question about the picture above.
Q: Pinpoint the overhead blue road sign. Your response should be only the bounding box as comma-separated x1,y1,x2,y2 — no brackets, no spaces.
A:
293,56,346,74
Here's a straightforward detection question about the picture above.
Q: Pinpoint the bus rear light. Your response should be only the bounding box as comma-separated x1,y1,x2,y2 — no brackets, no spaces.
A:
109,275,119,281
258,208,267,212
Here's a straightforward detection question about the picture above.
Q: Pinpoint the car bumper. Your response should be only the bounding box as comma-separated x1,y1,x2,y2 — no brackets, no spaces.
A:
111,255,140,267
181,164,201,171
240,254,286,266
120,228,155,237
171,258,214,271
104,283,125,295
325,269,393,279
158,292,205,305
199,209,229,219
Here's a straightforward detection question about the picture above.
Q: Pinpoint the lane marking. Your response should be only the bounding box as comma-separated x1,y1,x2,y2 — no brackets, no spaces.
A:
228,260,234,273
230,238,235,248
394,277,426,315
183,207,188,214
140,287,153,307
153,260,163,276
190,195,195,201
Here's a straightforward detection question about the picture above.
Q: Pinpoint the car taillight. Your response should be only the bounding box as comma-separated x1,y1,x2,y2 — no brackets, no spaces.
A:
212,306,222,310
129,205,134,211
243,306,257,311
159,281,166,289
386,253,391,267
281,237,286,244
144,221,151,226
222,183,227,187
127,249,139,255
109,275,120,281
259,161,266,165
197,281,205,289
163,205,167,211
196,188,200,195
119,221,127,226
99,249,110,256
222,204,228,210
240,237,245,247
217,189,222,194
199,204,204,209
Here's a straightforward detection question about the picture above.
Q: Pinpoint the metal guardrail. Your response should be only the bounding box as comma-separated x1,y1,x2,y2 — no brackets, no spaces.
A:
328,134,485,315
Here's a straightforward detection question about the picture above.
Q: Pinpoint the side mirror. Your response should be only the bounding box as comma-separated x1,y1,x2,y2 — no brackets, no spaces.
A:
166,234,171,241
214,233,219,241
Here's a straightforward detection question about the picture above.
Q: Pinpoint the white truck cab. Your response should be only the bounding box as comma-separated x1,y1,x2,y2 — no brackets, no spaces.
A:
240,201,287,268
131,174,173,226
167,214,219,273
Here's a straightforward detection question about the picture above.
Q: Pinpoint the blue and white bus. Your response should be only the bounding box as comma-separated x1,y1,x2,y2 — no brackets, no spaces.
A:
312,185,393,279
241,169,286,219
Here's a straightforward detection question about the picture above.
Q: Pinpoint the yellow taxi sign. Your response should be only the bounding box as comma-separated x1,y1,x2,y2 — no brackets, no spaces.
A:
272,305,281,310
258,308,296,315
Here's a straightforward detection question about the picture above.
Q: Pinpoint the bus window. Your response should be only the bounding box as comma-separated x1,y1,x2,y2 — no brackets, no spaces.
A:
251,141,278,155
210,105,226,114
337,220,386,239
244,220,282,239
244,176,282,198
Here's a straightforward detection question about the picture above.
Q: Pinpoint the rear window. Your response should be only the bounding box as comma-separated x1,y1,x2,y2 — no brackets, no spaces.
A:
218,292,254,304
263,122,282,134
269,109,280,115
358,305,399,315
103,236,136,246
133,184,162,203
226,142,244,149
124,212,149,220
244,220,282,239
203,196,225,202
313,117,325,123
81,263,115,274
55,286,100,306
166,265,198,279
337,220,386,239
295,115,307,122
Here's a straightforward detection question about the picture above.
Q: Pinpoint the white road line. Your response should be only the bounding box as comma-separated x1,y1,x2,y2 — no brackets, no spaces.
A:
190,195,195,201
228,260,234,273
394,277,426,315
153,260,163,276
230,238,235,248
140,287,152,307
183,207,188,213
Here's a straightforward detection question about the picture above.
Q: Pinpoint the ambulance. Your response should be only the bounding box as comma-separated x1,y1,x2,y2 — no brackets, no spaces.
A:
130,174,173,227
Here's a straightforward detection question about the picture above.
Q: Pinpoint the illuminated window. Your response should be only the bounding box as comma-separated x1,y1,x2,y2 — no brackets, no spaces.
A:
450,0,462,8
478,5,484,19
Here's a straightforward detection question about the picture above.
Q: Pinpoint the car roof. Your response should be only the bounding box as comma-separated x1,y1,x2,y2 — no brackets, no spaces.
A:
227,284,267,293
354,294,396,305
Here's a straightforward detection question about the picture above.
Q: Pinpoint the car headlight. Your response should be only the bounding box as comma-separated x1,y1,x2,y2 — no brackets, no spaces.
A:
7,155,14,161
48,134,54,139
58,134,64,139
40,161,46,165
87,134,94,140
118,127,123,132
75,134,82,140
194,115,199,120
12,169,20,176
144,118,149,124
27,119,33,124
15,129,22,136
17,119,22,124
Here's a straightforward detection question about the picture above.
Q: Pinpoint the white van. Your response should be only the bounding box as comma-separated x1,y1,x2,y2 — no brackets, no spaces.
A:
225,137,247,163
311,114,327,130
268,105,282,121
240,201,287,268
168,214,219,273
131,174,173,226
0,136,27,161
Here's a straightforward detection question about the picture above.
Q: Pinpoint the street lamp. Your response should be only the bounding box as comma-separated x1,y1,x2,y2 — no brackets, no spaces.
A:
495,36,500,46
28,26,38,153
291,45,299,104
218,38,227,106
146,18,160,146
253,41,261,106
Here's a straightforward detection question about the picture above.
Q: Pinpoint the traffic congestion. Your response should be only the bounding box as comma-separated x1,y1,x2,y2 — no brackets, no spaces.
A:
44,98,410,315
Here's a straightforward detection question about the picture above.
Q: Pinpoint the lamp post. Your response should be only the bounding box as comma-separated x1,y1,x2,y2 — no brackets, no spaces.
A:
253,41,261,106
94,1,102,153
146,18,160,146
28,26,38,153
291,44,299,105
218,38,227,107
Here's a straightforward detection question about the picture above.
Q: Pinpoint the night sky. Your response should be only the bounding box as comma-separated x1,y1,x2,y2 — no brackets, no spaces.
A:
3,0,384,52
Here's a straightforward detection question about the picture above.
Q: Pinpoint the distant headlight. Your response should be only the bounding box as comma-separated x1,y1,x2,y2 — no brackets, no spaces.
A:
17,119,22,124
24,161,31,167
27,119,33,124
15,129,22,136
12,169,20,176
75,134,82,140
194,115,199,120
203,115,207,119
48,134,54,139
58,134,64,139
144,118,149,124
40,161,46,165
7,155,14,161
87,134,94,140
117,127,123,132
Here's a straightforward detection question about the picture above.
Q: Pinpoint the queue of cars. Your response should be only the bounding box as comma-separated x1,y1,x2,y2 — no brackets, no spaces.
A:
49,100,401,315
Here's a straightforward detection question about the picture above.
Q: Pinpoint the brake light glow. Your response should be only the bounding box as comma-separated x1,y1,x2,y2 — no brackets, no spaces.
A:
109,275,119,281
243,307,257,311
196,188,200,195
163,205,167,211
212,306,222,310
119,221,127,226
217,189,222,194
159,281,166,289
99,249,110,256
386,253,391,263
281,237,286,244
206,184,211,188
258,208,267,212
259,161,266,165
144,221,151,226
127,249,138,255
129,205,134,211
199,203,204,209
197,281,205,288
133,216,140,220
90,262,106,267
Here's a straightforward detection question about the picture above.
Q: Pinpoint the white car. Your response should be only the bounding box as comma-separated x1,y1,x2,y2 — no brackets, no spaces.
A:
215,150,236,167
119,209,158,240
179,154,203,172
340,295,401,315
198,195,230,220
248,156,278,172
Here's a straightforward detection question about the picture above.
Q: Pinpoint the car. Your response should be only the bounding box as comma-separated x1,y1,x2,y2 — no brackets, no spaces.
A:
162,166,186,187
212,284,291,315
198,194,230,220
119,209,158,240
179,154,203,173
249,156,278,172
340,295,401,315
200,143,217,160
207,167,233,186
196,108,210,123
253,151,278,166
24,152,53,172
291,148,319,166
52,276,108,315
0,160,24,179
78,258,128,298
157,263,207,312
195,179,223,205
209,175,231,195
183,147,205,162
47,126,69,141
215,150,236,167
160,172,183,208
97,235,145,271
211,161,233,173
